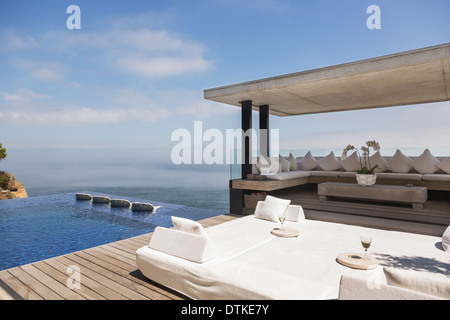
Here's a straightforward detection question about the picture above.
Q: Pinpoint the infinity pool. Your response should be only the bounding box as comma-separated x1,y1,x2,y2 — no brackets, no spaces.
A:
0,192,225,271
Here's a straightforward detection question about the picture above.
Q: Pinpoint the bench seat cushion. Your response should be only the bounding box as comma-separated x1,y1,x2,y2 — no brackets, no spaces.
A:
422,174,450,182
376,172,422,181
265,171,310,180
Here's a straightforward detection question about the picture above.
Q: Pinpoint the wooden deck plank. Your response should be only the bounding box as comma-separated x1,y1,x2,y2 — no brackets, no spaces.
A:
20,264,85,300
0,214,238,300
54,255,127,300
43,258,107,300
62,252,149,300
0,271,32,300
8,266,63,300
74,250,177,300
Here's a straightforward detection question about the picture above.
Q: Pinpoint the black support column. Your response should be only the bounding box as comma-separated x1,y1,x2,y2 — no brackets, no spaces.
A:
241,100,252,180
259,105,269,159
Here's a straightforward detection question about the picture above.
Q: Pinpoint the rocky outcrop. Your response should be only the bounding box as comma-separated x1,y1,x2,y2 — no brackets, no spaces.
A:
0,171,28,200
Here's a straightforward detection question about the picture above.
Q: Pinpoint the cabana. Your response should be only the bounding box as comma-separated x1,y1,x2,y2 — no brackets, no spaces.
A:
204,43,450,229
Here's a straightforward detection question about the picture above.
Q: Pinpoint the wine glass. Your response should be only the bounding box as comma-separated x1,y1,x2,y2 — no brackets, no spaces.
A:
278,211,287,229
360,236,372,259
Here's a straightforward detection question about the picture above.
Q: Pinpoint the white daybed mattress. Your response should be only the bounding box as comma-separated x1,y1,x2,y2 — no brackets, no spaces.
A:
136,215,449,300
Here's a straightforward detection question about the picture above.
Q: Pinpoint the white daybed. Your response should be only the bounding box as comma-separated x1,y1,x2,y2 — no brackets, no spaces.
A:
136,198,450,300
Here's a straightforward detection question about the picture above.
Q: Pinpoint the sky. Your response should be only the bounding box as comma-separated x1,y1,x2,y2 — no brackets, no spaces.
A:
0,0,449,191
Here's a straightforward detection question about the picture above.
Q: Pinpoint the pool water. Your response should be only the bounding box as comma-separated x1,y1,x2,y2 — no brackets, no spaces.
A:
0,192,225,271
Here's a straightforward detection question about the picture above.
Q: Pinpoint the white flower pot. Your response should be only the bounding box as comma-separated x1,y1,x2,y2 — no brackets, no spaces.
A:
356,174,377,186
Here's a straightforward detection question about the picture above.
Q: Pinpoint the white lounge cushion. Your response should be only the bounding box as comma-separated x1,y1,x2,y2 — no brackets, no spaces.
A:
298,151,318,170
339,273,442,300
318,152,342,171
283,204,306,222
148,227,217,263
385,150,413,173
256,155,280,174
411,149,440,174
384,267,450,299
309,170,340,177
376,172,422,181
171,216,208,237
339,151,361,172
338,171,357,178
422,174,450,182
255,201,305,222
279,154,290,172
443,226,450,252
288,153,298,171
370,151,388,172
254,195,290,222
265,171,310,181
436,157,450,174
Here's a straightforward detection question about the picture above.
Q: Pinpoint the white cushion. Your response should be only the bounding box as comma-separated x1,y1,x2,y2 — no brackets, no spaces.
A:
256,155,280,174
443,226,450,252
376,172,422,181
288,153,298,171
411,149,440,174
265,171,310,181
422,174,450,182
171,216,208,237
436,157,450,174
284,205,305,222
339,151,361,172
385,150,413,173
148,227,216,263
298,151,318,170
279,155,290,172
384,267,450,299
254,195,290,222
254,201,305,222
370,151,388,172
317,152,342,171
309,170,340,177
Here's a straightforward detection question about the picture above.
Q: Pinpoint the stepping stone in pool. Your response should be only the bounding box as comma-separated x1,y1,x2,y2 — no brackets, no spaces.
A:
92,196,111,204
76,193,92,200
110,199,131,208
131,202,161,213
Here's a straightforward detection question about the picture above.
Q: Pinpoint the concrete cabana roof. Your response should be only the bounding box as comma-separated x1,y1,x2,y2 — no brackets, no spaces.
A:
203,43,450,116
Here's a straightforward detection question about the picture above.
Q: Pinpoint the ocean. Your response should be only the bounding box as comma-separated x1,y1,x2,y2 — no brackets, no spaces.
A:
25,185,230,213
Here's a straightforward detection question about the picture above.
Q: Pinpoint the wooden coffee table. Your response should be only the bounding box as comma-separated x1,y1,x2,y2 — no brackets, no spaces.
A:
318,182,427,210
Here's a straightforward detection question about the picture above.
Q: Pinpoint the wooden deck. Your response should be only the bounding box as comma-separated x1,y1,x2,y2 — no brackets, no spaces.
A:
0,214,238,300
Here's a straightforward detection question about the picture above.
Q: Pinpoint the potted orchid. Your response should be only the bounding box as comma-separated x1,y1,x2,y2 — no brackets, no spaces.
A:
342,140,380,186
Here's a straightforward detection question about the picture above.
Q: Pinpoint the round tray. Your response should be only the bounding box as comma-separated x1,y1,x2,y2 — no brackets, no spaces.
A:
337,253,379,270
271,227,299,238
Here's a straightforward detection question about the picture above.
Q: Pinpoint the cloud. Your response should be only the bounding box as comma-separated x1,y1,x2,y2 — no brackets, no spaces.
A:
41,26,214,78
0,29,38,51
115,55,212,78
12,58,66,81
0,88,173,126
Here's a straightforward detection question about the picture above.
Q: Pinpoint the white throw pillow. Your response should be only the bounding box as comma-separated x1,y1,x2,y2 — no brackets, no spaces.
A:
298,151,318,170
339,151,361,172
411,149,440,174
384,267,450,299
385,150,413,173
318,151,342,171
255,195,291,222
436,157,450,174
370,151,388,172
279,154,291,172
288,153,298,171
443,225,450,252
171,216,208,237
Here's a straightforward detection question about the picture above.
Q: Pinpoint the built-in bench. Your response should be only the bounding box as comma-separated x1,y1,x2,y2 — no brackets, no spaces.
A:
233,151,450,192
